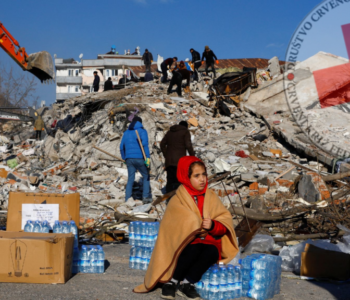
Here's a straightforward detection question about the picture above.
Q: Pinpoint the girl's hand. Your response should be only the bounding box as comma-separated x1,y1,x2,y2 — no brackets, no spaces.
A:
202,213,212,230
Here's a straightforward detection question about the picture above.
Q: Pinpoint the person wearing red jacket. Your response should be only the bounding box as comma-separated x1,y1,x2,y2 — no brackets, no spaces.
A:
161,156,228,300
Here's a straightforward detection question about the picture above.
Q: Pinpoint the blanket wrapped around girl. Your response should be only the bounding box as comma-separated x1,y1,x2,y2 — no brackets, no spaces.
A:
134,156,239,299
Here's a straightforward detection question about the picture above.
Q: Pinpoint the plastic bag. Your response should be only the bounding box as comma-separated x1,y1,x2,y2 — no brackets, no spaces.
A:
7,158,18,169
244,234,275,254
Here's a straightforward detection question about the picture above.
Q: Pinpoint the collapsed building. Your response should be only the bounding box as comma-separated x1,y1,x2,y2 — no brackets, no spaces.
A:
0,52,350,276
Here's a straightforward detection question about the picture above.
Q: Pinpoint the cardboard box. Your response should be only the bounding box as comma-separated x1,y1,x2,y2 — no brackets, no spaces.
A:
301,243,350,281
0,232,74,284
6,192,80,232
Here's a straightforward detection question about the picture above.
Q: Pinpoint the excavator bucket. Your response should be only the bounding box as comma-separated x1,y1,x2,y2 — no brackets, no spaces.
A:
26,51,55,83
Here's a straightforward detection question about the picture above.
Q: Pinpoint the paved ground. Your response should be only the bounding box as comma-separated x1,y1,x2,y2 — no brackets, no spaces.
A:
0,243,349,300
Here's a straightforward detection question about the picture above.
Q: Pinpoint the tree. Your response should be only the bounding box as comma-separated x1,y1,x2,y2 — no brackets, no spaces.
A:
0,63,39,112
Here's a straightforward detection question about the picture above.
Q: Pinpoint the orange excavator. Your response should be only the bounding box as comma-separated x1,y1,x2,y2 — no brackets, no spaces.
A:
0,22,54,83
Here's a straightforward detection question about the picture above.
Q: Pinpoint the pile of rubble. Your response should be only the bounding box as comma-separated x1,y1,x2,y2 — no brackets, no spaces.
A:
0,53,349,249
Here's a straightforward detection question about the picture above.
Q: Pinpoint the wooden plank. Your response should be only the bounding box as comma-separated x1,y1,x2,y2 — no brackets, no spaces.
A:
275,166,295,180
249,154,259,161
235,218,262,248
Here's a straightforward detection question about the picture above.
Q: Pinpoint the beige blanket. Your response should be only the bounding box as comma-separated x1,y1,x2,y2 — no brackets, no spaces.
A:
134,185,239,293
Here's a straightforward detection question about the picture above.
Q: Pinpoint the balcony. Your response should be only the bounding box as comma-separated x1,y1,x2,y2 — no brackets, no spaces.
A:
56,76,82,84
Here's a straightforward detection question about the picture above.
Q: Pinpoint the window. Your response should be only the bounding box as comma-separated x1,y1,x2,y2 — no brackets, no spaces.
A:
68,69,79,77
105,69,116,78
68,85,80,93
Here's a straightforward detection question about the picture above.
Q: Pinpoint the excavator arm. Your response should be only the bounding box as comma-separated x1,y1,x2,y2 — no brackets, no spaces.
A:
0,22,54,83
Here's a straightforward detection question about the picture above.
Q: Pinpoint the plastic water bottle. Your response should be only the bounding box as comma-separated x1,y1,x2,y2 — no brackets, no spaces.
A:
140,222,146,247
135,247,142,270
53,220,62,233
80,246,90,273
134,222,141,247
69,220,78,235
90,246,98,273
227,265,235,299
33,220,42,233
135,221,141,234
97,245,105,273
129,246,136,269
129,222,135,233
69,221,79,248
209,268,219,299
141,247,148,270
201,267,211,299
24,220,33,232
129,222,135,246
61,221,70,233
218,264,227,299
72,248,80,274
195,281,204,297
41,221,50,233
146,247,152,267
235,265,242,298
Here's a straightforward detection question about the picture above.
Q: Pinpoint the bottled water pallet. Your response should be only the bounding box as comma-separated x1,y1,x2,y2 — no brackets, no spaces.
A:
240,254,282,300
24,219,79,248
128,221,159,271
128,221,159,248
196,263,242,300
129,246,154,270
72,245,105,274
196,254,282,300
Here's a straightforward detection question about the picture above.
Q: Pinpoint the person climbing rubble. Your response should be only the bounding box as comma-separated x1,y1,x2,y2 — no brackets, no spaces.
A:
134,156,238,299
34,115,45,141
142,49,153,72
120,116,152,203
201,45,218,78
160,121,195,193
104,77,113,91
190,48,201,81
93,71,100,92
167,68,192,97
160,57,177,83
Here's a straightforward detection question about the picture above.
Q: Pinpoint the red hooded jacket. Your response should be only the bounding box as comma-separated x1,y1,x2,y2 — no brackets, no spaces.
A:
177,156,227,259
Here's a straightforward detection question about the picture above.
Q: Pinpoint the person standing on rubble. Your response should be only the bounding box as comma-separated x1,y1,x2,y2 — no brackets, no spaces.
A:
167,68,191,97
201,45,219,78
134,156,238,300
160,57,177,83
160,121,195,193
142,49,153,73
120,116,152,203
34,115,45,141
104,77,113,91
93,71,100,92
190,48,201,81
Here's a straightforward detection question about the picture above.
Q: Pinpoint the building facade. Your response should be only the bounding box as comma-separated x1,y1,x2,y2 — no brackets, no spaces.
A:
54,47,143,102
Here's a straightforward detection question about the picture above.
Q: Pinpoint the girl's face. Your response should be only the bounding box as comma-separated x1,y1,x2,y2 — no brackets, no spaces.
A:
190,164,207,191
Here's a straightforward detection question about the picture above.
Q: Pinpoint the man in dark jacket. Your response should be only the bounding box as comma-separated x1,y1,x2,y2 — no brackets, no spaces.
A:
201,45,218,78
190,48,201,81
167,69,191,97
104,77,113,91
160,121,195,193
142,49,153,72
93,71,100,92
160,57,177,83
120,116,152,203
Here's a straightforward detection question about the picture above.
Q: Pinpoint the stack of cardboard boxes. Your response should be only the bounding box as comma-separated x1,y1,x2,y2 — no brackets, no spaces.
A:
0,192,80,284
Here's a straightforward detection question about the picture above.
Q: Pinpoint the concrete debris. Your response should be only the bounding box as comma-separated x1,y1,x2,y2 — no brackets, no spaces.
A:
0,53,349,254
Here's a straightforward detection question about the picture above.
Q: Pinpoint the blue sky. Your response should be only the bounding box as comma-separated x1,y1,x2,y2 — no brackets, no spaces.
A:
0,0,324,105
